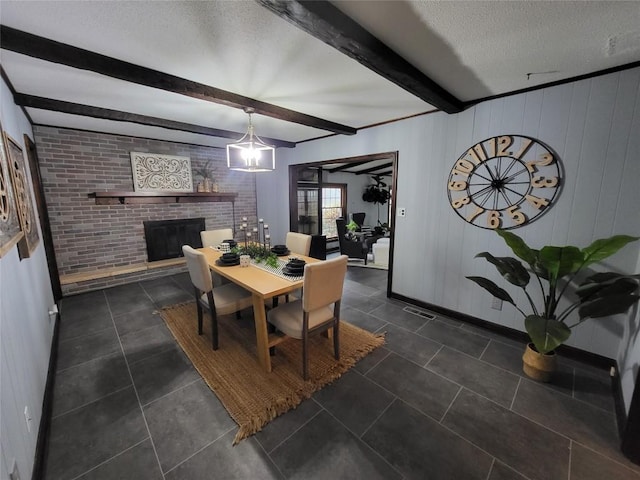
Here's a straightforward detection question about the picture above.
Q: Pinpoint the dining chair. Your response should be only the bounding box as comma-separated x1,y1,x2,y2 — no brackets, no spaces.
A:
200,228,234,248
286,232,312,256
267,255,348,380
182,245,253,350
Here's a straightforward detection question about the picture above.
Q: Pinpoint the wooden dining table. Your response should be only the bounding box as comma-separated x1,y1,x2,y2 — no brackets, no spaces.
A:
198,247,321,372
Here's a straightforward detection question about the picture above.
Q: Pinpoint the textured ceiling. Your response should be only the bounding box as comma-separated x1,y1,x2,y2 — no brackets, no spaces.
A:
1,0,639,151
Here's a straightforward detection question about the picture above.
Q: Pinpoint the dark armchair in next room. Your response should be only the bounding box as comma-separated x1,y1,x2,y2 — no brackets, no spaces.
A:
336,218,368,264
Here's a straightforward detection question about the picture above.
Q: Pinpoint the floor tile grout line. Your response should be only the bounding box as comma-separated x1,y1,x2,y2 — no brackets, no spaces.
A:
123,341,182,368
50,384,134,421
105,283,167,480
262,405,325,455
55,348,123,375
371,325,615,430
479,338,492,359
67,438,151,480
484,458,496,480
445,382,590,455
254,433,288,480
509,377,523,411
317,400,405,480
162,425,236,476
519,374,618,415
393,394,525,479
358,348,391,376
57,321,116,345
439,385,463,424
423,344,445,368
357,394,398,440
140,377,202,409
569,437,640,475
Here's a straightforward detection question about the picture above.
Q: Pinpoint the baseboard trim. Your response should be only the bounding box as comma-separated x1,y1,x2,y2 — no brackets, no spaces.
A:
389,292,615,370
31,310,60,480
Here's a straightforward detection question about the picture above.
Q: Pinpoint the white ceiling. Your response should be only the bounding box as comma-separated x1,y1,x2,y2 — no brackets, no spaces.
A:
1,0,639,151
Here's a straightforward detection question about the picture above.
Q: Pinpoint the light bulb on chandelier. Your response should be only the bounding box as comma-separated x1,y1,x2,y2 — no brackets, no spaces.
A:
227,108,275,172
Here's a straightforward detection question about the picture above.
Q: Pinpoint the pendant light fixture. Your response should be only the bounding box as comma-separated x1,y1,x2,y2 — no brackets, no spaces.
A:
226,107,275,172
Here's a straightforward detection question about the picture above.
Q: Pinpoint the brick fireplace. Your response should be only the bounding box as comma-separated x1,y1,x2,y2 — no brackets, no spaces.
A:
33,126,258,295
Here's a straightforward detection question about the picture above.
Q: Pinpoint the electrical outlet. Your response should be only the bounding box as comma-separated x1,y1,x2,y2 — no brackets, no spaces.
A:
491,297,503,310
24,406,32,433
398,207,406,217
48,304,59,323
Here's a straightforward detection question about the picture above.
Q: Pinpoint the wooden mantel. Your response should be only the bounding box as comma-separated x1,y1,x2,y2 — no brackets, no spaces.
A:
88,191,237,205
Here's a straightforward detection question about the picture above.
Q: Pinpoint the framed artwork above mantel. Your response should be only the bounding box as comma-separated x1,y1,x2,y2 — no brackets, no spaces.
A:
130,152,193,192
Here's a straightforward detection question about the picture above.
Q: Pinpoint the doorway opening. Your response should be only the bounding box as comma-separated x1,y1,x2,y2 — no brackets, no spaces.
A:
288,151,397,295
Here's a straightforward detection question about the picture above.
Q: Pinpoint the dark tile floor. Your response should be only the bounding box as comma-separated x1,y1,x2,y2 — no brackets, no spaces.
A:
46,267,640,479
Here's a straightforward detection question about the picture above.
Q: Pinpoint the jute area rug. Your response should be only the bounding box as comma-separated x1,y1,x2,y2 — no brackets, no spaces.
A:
159,302,385,444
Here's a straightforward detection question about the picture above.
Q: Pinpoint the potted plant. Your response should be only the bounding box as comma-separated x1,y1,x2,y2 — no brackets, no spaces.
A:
467,230,640,381
362,175,390,225
344,219,360,241
193,160,217,192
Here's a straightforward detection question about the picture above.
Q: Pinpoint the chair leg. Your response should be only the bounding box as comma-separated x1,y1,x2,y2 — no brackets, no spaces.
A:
207,291,219,350
333,319,340,360
302,313,309,380
194,287,203,335
302,330,309,380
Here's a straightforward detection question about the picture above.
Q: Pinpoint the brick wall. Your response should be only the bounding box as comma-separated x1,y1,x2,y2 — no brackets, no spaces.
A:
33,126,258,295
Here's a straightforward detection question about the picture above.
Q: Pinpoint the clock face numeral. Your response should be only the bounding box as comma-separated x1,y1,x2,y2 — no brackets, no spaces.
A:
447,135,562,230
531,176,558,188
506,205,527,225
525,194,550,210
448,180,467,191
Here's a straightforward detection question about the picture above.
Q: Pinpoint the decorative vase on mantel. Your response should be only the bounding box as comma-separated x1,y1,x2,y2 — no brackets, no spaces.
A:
197,178,213,192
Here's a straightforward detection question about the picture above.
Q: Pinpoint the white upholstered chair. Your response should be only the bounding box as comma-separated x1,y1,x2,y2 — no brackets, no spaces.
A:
182,245,253,350
286,232,312,256
200,228,234,248
372,237,390,266
267,255,348,379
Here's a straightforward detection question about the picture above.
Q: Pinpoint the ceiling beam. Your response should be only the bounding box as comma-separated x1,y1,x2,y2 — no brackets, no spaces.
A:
257,0,464,114
0,25,357,136
13,94,296,148
355,162,394,175
324,160,372,173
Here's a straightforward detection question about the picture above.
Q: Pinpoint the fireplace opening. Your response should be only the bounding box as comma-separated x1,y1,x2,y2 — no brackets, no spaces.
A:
143,217,205,262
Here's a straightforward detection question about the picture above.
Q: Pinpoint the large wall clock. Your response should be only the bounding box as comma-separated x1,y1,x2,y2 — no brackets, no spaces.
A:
447,135,562,230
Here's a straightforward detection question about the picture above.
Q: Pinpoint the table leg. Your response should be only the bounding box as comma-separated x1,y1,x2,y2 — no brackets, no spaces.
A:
252,294,272,372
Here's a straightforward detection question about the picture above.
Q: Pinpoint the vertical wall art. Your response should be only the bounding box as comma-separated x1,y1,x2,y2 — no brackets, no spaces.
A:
130,152,193,192
5,132,39,259
0,127,24,257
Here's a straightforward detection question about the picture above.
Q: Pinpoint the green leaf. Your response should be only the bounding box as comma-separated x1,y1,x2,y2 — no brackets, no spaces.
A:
496,230,537,266
576,276,639,299
576,274,640,299
539,246,583,280
578,294,640,319
525,315,571,355
581,235,639,267
475,252,530,287
466,276,516,305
